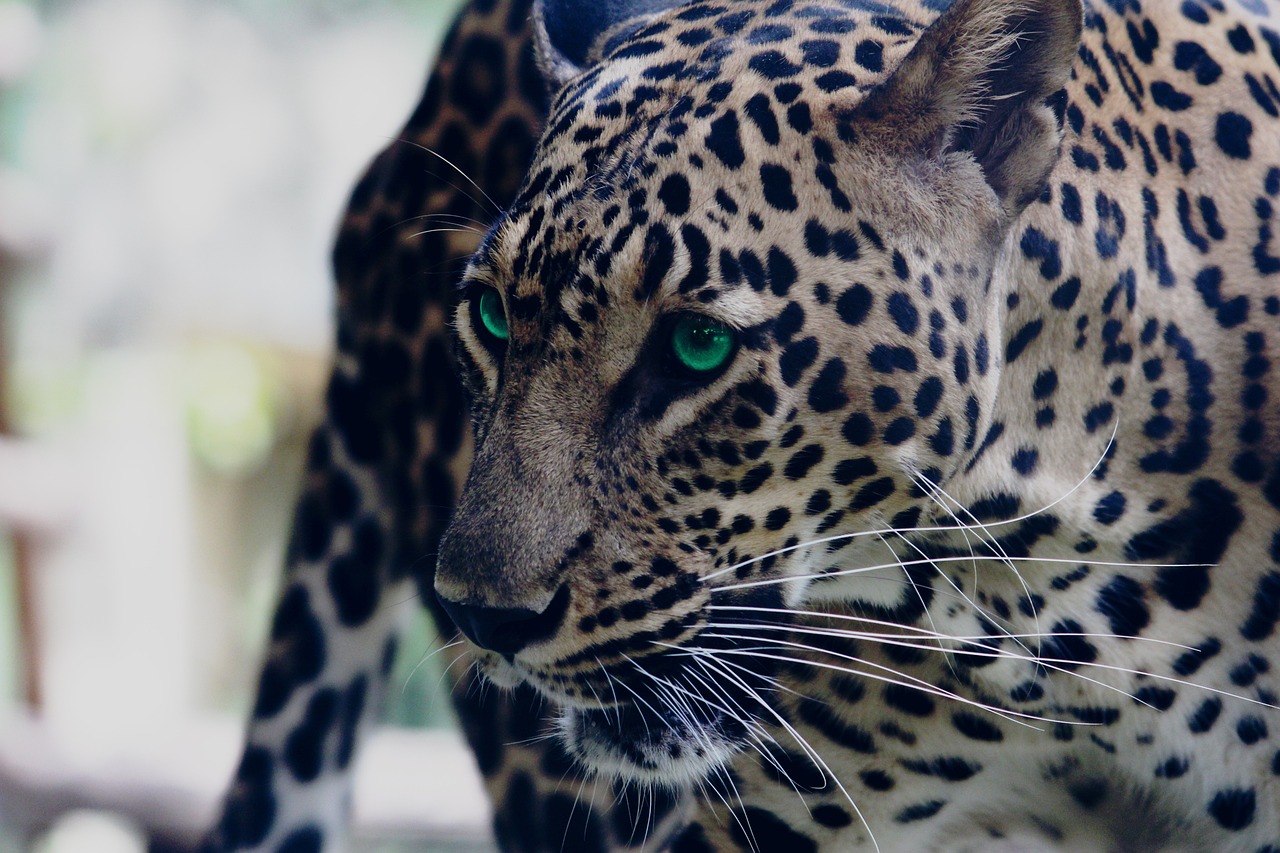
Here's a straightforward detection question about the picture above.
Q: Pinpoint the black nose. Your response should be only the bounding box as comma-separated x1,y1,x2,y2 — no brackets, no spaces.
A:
437,584,571,656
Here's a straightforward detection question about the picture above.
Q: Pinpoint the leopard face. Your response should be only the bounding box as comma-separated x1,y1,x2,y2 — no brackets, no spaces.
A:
433,0,1079,783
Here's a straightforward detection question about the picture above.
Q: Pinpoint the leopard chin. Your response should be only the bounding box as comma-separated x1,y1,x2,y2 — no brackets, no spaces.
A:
558,701,748,787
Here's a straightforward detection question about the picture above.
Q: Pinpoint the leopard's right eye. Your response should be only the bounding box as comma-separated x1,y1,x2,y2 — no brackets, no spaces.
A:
476,288,509,342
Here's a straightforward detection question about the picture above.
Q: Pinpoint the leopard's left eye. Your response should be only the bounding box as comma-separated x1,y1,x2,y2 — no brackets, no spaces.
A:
668,313,736,375
476,288,509,342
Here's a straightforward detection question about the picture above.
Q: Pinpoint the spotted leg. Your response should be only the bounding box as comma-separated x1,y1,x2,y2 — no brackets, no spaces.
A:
205,1,689,851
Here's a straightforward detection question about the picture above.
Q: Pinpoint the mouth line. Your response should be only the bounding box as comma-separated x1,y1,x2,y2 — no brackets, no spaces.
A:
545,646,786,783
563,698,749,781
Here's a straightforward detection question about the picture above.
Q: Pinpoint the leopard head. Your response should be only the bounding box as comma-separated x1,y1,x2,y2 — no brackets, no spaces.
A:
434,0,1081,784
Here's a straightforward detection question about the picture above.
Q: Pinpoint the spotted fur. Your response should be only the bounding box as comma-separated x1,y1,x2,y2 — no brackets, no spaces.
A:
208,0,1280,850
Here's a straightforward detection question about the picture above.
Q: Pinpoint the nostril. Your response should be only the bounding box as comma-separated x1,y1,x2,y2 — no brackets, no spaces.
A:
437,584,571,656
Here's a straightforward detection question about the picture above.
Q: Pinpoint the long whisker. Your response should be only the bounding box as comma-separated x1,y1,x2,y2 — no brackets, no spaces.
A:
399,638,465,697
688,652,881,853
904,470,1041,663
710,553,1203,593
707,606,1198,650
700,622,1182,712
391,137,504,214
677,639,1067,729
703,421,1124,584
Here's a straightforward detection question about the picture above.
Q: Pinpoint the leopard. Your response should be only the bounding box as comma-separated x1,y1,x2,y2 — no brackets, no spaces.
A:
204,0,1280,850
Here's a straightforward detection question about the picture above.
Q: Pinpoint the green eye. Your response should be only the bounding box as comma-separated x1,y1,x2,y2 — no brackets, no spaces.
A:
670,314,736,374
477,289,509,341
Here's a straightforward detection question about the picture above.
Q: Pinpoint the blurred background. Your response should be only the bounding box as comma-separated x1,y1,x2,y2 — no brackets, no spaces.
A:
0,0,492,849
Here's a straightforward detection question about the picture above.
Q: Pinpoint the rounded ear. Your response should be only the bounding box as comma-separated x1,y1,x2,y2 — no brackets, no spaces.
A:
533,0,692,91
854,0,1083,216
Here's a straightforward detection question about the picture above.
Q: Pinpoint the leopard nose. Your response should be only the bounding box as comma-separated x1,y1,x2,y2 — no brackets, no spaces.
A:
437,584,571,656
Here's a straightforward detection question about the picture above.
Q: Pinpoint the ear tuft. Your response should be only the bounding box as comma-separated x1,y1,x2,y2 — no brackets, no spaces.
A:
859,0,1083,215
534,0,692,92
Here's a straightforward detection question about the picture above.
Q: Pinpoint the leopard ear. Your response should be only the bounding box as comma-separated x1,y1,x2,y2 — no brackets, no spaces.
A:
857,0,1083,215
533,0,691,90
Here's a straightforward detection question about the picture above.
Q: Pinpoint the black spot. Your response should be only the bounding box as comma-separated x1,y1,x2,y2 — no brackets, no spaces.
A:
849,477,895,511
883,684,934,716
1067,777,1110,812
842,412,873,446
1093,491,1127,525
1005,319,1044,364
335,674,367,769
833,456,877,487
836,284,873,325
1154,755,1191,783
1133,686,1176,711
758,743,826,793
293,492,332,564
1129,480,1242,611
1095,575,1149,636
1174,39,1223,84
705,110,745,168
895,800,945,823
217,747,276,847
811,804,852,828
868,345,918,374
1020,228,1062,279
760,163,799,211
780,337,819,386
1215,111,1253,159
729,807,816,853
830,229,859,260
254,586,327,719
658,173,691,216
767,246,797,296
639,223,676,300
854,38,883,72
740,463,773,494
284,688,340,782
860,769,894,791
1010,448,1038,476
902,756,981,782
274,825,323,853
1151,80,1193,111
1237,716,1268,745
743,93,780,143
1240,572,1280,641
1208,788,1256,830
784,444,825,480
952,711,1003,742
887,292,919,335
1188,697,1222,733
749,49,802,79
814,70,858,92
1041,619,1097,670
913,377,943,418
808,359,848,412
798,697,875,753
1051,276,1082,311
327,550,381,629
1173,637,1222,676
